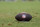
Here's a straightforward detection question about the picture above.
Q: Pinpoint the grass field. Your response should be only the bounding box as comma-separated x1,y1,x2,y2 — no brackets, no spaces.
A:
0,1,40,27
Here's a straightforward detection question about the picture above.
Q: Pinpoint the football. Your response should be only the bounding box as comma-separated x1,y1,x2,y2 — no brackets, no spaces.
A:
15,12,32,21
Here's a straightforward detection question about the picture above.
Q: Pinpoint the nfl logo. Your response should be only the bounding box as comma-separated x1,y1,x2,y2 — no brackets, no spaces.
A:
22,15,26,18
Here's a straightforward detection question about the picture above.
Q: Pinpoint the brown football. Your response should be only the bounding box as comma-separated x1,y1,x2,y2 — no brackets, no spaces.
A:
15,12,32,21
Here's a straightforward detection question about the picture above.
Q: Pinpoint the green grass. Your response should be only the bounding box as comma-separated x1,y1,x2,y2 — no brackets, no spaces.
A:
0,1,40,27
